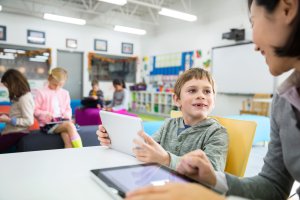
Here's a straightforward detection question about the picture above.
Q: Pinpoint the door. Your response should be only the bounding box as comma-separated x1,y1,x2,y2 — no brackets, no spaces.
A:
57,50,83,99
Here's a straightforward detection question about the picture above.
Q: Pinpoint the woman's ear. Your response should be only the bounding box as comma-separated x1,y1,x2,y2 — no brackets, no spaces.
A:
282,0,298,24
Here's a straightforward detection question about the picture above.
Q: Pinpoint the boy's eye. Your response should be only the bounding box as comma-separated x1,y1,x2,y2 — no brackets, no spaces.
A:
188,89,196,93
204,89,212,94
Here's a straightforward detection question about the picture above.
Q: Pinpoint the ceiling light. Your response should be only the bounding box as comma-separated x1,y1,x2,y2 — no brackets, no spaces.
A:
98,0,127,6
0,5,2,11
43,13,86,25
159,8,197,22
114,25,146,35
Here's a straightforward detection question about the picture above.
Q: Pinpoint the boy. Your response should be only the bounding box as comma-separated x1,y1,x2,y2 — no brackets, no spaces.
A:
97,68,228,171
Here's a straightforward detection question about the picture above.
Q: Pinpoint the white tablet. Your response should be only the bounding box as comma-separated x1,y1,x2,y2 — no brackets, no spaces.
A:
99,110,144,156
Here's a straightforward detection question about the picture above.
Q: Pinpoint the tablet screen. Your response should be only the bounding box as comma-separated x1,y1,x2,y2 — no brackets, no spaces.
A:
91,163,194,197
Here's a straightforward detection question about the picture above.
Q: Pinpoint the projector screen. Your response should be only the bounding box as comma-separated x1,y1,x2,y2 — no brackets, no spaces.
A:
212,42,274,94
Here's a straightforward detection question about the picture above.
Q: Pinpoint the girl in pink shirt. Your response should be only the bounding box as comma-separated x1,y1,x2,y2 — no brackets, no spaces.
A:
34,67,82,148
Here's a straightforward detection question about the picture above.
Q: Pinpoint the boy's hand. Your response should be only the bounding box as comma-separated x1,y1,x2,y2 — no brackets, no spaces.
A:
0,114,11,123
96,125,111,146
133,131,170,166
176,150,217,187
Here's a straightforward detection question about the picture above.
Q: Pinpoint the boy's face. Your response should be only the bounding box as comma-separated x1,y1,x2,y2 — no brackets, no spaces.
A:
174,78,215,122
92,84,99,91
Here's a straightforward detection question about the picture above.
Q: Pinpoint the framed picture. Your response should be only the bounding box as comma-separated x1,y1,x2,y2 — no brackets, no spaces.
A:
0,25,7,41
94,39,107,52
122,42,133,54
66,38,77,49
27,29,46,45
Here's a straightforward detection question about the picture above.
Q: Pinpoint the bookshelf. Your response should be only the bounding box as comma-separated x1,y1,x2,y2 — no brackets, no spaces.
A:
131,91,175,116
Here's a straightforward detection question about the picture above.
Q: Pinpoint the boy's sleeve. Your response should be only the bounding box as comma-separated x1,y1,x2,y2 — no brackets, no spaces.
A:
204,127,229,171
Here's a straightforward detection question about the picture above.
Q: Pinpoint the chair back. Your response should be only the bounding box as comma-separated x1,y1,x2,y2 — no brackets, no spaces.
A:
169,110,257,177
212,116,256,177
170,110,183,118
29,118,40,131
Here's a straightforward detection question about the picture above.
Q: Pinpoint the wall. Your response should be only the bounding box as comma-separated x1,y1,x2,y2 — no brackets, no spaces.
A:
141,0,289,116
0,12,142,100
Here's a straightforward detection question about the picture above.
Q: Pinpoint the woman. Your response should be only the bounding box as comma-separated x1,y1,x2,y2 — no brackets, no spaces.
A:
125,0,300,199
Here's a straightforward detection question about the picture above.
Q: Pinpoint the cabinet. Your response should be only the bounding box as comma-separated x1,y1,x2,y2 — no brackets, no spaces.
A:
131,91,175,116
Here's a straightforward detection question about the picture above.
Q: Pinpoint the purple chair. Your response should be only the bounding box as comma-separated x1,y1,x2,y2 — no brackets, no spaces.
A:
75,108,138,126
75,108,101,126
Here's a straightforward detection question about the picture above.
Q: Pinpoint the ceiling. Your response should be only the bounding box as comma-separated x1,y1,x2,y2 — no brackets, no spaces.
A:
0,0,196,31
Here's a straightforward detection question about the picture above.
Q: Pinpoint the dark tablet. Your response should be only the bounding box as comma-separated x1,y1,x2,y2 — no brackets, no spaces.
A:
90,163,218,198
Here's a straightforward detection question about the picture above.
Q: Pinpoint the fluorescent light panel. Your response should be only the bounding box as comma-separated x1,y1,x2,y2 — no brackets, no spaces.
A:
114,25,146,35
0,5,2,11
98,0,127,6
44,13,86,25
159,8,197,22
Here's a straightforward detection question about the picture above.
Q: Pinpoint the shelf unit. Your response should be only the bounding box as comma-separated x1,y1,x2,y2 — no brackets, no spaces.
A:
131,91,175,116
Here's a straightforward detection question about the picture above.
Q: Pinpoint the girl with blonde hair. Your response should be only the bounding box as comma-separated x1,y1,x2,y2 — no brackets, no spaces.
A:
34,67,82,148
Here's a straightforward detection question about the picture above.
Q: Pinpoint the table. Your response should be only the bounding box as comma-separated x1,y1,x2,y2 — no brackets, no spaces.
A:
0,146,140,200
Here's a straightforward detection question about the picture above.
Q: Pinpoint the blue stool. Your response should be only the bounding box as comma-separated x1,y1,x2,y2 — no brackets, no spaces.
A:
143,121,164,136
225,114,270,144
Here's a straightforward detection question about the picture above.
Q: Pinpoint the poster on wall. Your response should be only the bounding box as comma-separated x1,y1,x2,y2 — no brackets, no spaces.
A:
27,29,46,45
94,39,107,52
66,38,77,49
122,42,133,54
0,25,6,41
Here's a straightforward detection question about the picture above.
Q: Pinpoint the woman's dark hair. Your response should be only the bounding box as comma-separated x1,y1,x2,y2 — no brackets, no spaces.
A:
1,69,31,101
112,79,126,88
248,0,300,57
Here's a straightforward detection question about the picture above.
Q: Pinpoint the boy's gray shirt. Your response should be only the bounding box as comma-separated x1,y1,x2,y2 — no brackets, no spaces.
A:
226,93,300,200
152,117,228,171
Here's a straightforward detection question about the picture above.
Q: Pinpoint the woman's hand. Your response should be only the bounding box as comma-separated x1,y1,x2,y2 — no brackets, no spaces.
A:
176,150,217,187
96,125,111,146
133,131,170,166
125,183,225,200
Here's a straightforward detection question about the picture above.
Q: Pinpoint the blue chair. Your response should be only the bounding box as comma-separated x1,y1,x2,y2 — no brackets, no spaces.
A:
70,99,82,116
143,121,164,136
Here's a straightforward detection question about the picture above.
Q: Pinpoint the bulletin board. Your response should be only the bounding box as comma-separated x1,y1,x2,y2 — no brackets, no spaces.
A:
212,42,274,94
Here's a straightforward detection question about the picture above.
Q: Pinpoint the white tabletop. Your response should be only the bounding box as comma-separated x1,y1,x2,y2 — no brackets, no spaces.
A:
0,146,140,200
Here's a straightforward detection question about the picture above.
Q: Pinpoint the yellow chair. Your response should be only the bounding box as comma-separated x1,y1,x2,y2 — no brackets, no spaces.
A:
170,110,257,177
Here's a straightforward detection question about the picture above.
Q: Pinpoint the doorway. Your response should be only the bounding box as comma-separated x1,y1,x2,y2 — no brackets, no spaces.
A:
57,50,83,99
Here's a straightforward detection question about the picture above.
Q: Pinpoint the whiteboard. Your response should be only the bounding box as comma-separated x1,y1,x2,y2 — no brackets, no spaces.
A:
212,43,274,94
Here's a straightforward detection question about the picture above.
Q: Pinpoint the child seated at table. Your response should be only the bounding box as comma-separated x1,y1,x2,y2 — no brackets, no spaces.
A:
34,67,82,148
97,68,228,171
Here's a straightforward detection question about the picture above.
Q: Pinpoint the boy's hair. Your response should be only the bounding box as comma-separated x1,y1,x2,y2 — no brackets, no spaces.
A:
174,68,215,98
91,79,99,87
1,69,31,101
49,67,68,81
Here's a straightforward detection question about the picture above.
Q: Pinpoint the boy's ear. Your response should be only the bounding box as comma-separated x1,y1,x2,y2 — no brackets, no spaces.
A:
172,94,181,107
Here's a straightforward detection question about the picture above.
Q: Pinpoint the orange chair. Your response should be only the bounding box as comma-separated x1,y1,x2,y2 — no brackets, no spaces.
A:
0,106,11,114
29,118,40,131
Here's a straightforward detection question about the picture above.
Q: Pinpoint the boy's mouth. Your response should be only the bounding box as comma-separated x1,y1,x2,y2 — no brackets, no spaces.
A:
192,103,207,108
